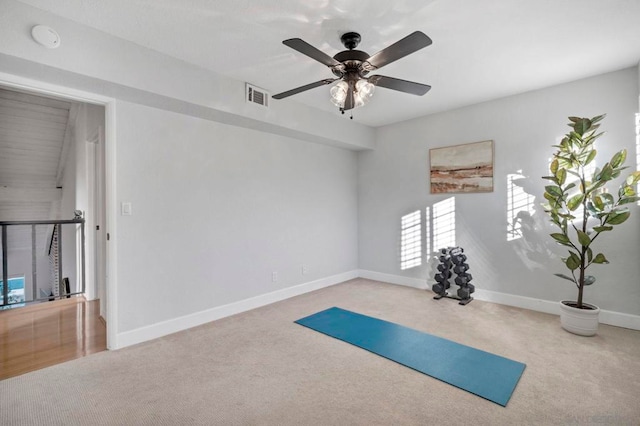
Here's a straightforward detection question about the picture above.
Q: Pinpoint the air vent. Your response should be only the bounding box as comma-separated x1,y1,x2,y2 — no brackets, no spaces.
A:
246,84,269,107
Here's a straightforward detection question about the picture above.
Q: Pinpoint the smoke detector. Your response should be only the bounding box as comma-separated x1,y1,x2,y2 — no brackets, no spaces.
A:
31,25,61,49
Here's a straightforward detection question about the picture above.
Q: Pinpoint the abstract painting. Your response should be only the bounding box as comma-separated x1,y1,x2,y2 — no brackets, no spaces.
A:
429,140,494,193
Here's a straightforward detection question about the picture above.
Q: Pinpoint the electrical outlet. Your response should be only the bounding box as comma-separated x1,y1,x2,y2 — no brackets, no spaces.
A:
302,264,308,275
272,271,278,282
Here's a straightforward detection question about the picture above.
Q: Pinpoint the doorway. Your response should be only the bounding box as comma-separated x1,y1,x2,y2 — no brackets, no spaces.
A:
0,75,115,352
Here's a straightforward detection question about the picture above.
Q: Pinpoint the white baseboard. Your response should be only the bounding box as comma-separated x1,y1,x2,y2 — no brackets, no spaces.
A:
116,270,359,349
358,270,427,289
358,270,640,331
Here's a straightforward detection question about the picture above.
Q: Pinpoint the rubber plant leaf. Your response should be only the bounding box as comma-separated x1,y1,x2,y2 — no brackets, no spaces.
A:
607,210,630,225
592,253,609,264
577,230,591,247
554,273,576,283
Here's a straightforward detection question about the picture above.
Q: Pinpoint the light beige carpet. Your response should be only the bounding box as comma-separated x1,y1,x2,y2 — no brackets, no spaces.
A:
2,278,639,425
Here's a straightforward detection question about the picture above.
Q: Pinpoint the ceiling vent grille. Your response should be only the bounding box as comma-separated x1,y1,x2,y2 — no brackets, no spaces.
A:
246,84,269,107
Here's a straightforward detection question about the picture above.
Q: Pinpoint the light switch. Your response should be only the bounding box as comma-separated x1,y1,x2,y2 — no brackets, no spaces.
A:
121,202,132,216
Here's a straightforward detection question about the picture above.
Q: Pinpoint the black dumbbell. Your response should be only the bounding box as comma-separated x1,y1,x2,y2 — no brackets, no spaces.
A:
437,263,451,272
451,254,467,265
435,272,451,282
433,283,449,294
455,275,471,286
453,264,469,274
457,287,471,300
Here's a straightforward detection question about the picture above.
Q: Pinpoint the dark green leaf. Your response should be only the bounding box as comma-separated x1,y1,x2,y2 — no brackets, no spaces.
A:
586,247,593,263
545,185,563,197
556,168,567,185
592,253,609,264
592,195,604,211
550,233,571,245
577,230,591,247
554,273,576,283
619,196,640,205
573,118,591,136
567,194,584,211
599,163,614,181
584,149,597,165
606,210,630,225
544,191,557,202
592,225,613,233
610,149,627,168
566,252,581,270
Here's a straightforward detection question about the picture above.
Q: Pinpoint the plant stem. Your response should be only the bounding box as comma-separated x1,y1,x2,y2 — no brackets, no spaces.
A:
577,164,588,308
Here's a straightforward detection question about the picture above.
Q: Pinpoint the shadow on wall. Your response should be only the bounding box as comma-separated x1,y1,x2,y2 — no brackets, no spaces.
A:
399,197,456,271
507,170,555,270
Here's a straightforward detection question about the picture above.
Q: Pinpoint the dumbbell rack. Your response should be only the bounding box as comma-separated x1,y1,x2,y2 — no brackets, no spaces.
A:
431,246,475,305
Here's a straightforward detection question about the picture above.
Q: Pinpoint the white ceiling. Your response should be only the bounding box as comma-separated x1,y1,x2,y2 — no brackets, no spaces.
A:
0,88,71,250
17,0,640,127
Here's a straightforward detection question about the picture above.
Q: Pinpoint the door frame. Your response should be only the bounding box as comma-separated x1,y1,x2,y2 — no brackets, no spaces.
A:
0,71,119,349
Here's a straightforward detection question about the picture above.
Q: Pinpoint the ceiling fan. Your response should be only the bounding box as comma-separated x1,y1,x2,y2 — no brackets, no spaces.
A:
272,31,432,113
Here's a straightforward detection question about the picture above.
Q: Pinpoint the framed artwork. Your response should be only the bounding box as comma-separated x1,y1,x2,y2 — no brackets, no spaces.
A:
429,140,494,193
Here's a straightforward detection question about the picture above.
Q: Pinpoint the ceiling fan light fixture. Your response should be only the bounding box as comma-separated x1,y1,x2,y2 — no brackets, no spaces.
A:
330,79,375,109
356,79,375,101
330,81,348,107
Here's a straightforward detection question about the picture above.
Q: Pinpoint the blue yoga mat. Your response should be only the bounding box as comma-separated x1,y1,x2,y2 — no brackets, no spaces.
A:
295,307,525,406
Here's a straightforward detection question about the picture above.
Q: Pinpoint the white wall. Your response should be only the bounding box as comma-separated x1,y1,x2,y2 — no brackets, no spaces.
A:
359,67,640,316
115,100,358,333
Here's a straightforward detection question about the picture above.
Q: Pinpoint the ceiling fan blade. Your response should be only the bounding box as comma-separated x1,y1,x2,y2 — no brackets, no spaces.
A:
272,78,338,99
368,75,431,96
283,38,341,67
365,31,432,70
343,85,355,111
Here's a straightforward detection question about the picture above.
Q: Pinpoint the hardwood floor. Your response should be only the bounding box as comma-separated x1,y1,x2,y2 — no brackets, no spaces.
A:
0,297,106,380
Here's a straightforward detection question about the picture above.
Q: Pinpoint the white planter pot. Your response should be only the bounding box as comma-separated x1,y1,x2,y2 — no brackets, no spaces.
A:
559,301,600,336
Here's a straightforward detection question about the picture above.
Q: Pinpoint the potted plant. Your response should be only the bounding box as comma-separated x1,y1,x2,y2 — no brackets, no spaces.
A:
542,114,640,336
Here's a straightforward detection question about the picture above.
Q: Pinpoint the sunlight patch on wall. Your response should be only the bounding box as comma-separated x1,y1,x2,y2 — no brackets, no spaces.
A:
507,172,535,241
433,197,456,249
400,210,422,270
425,207,431,255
